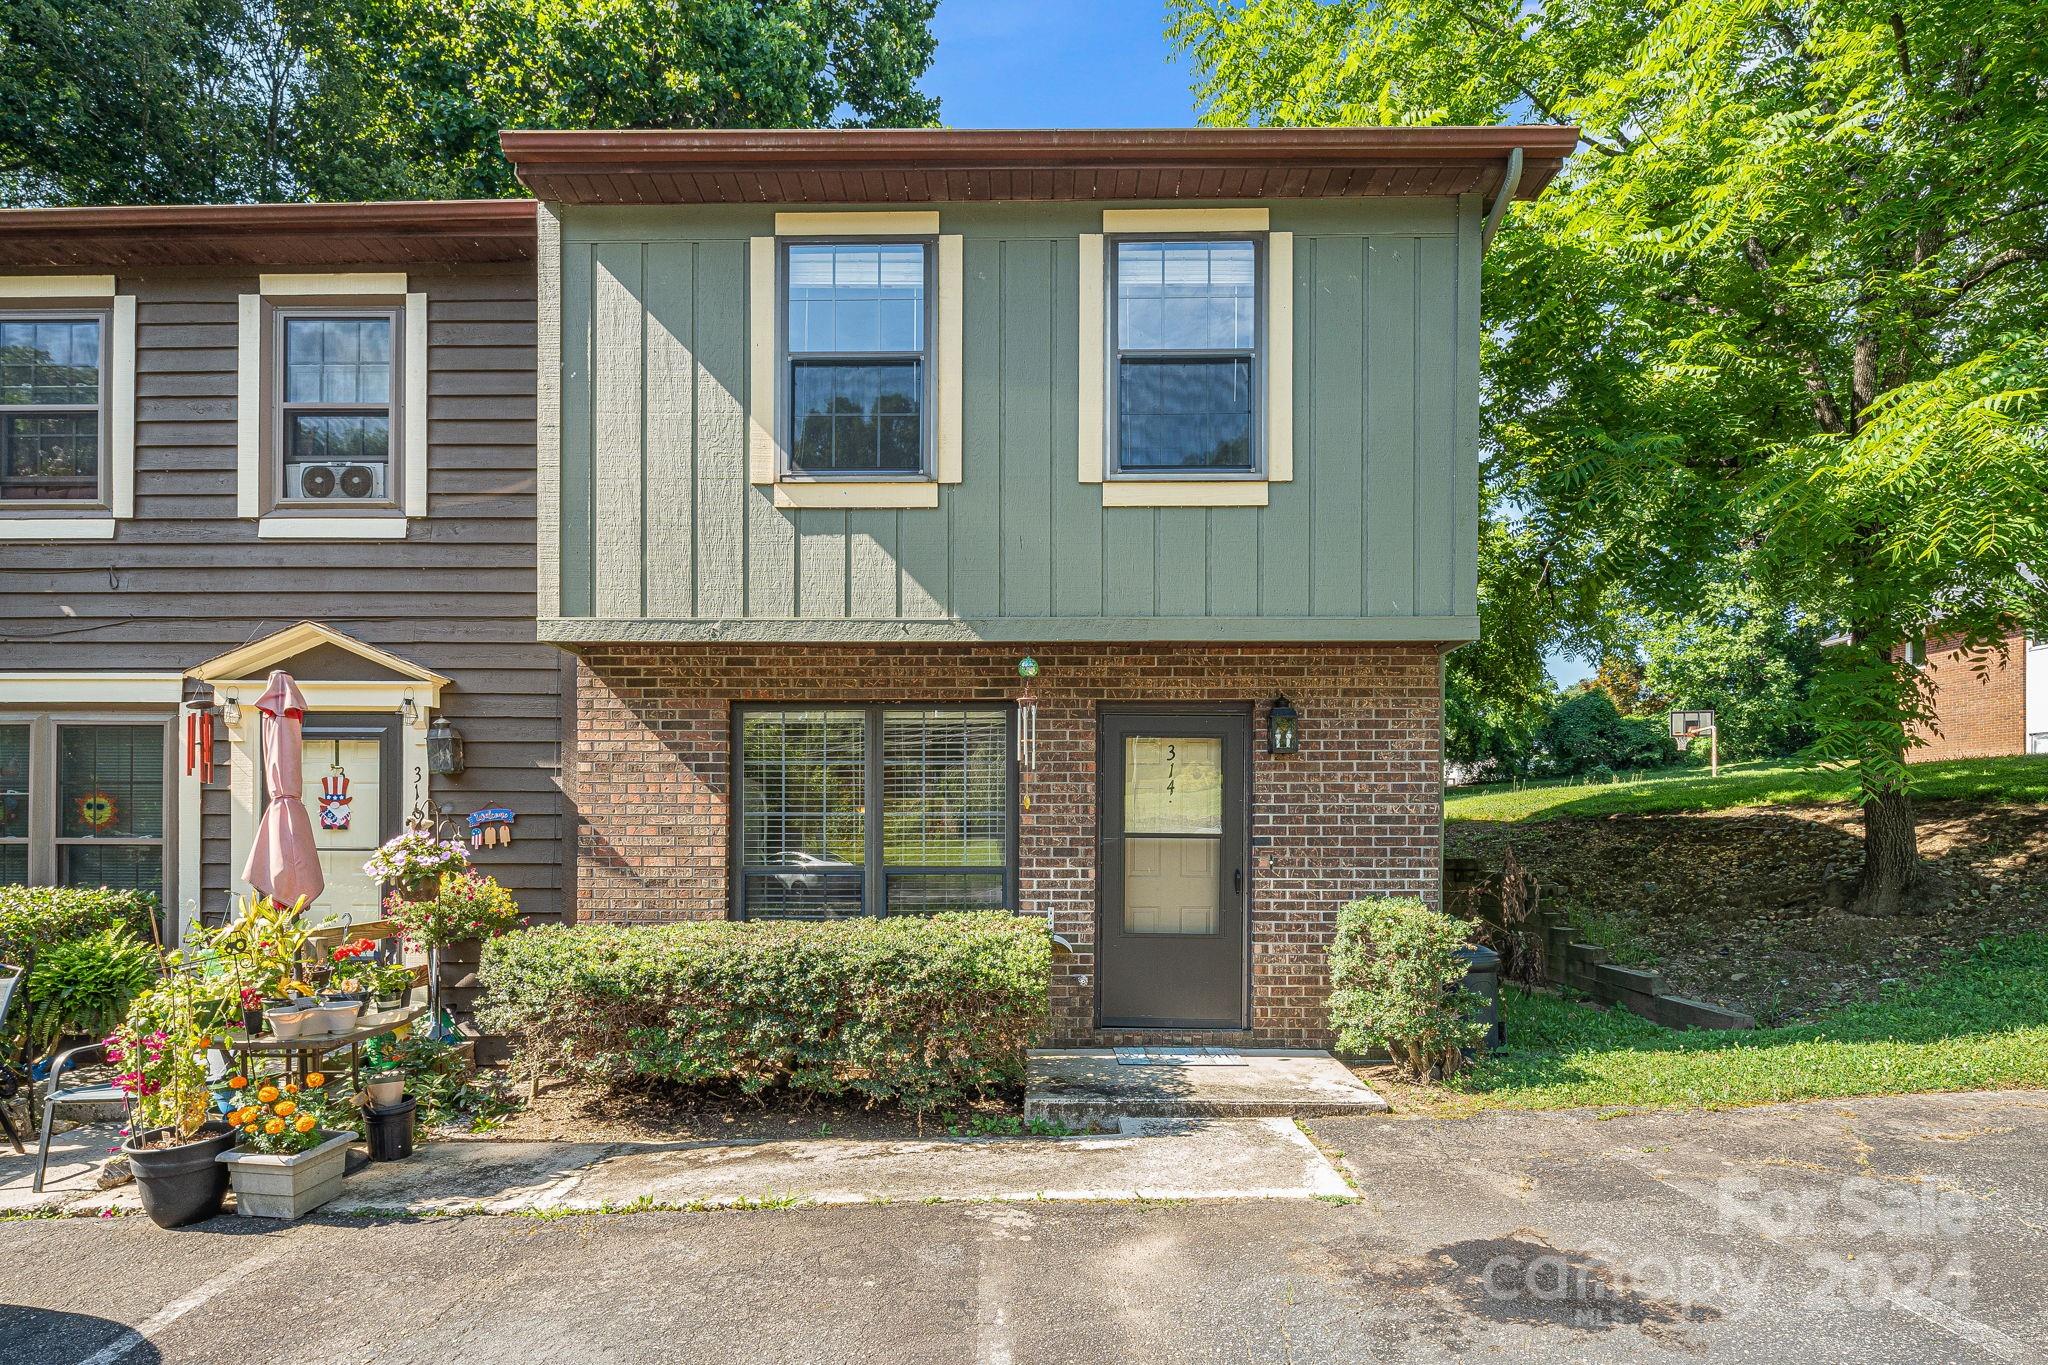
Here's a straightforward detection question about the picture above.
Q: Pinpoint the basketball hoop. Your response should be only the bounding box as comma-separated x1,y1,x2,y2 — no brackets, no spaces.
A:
1668,709,1718,775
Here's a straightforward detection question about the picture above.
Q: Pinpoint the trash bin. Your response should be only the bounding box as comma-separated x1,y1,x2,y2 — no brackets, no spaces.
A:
1453,944,1505,1051
365,1095,417,1162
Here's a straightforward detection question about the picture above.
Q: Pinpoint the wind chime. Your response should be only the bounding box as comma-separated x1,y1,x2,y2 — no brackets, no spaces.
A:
1015,656,1039,811
183,705,216,784
318,739,353,831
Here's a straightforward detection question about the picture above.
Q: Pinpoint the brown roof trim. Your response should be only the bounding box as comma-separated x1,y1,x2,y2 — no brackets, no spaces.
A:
0,199,536,271
499,126,1579,207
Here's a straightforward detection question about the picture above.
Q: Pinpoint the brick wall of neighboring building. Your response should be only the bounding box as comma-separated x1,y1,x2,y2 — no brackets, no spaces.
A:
1908,632,2028,761
568,642,1448,1047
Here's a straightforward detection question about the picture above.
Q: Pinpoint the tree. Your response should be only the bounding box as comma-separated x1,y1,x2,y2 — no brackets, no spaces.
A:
292,0,941,199
1539,690,1677,777
1172,0,2048,913
1628,573,1824,762
0,0,268,204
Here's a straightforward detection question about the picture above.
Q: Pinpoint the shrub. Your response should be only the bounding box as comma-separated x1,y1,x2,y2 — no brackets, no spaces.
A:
0,886,157,1059
478,913,1052,1114
1329,897,1487,1081
25,926,159,1052
1538,691,1679,776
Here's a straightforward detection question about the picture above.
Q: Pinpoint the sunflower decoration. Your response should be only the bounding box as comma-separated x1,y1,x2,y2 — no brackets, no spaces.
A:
73,790,118,831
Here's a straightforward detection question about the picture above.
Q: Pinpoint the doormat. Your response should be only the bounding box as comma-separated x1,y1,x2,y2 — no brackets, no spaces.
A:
1113,1047,1246,1066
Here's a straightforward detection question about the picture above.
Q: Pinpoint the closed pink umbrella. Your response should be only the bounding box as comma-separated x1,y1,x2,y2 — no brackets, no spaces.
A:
241,670,324,908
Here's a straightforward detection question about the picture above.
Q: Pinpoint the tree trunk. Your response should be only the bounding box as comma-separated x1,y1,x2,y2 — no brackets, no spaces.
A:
1852,783,1921,916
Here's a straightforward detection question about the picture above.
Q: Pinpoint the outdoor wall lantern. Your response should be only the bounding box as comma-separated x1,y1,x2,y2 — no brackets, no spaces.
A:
1267,696,1300,755
426,715,466,776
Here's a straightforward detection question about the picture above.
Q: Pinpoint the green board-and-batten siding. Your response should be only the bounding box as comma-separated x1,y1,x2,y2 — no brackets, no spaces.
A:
539,199,1481,643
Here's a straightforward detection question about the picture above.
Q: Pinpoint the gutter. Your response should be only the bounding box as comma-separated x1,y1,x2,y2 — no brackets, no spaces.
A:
1479,146,1525,254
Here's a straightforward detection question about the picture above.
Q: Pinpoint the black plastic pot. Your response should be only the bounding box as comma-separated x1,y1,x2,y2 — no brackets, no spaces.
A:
364,1096,416,1162
124,1119,235,1229
240,1006,265,1035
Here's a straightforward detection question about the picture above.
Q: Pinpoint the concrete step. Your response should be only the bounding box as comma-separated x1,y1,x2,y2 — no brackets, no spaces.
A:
1024,1048,1388,1131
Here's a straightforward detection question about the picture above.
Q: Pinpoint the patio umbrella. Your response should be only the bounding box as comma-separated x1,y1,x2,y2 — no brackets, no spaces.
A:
240,669,324,908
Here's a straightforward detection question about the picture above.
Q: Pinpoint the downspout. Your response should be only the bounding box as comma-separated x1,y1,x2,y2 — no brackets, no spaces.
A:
1479,146,1525,254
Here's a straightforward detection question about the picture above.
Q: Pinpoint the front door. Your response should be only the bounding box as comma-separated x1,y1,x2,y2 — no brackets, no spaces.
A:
261,712,400,924
1098,708,1249,1030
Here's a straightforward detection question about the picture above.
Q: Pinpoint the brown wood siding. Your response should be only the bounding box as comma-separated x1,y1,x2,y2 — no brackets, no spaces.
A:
0,266,565,924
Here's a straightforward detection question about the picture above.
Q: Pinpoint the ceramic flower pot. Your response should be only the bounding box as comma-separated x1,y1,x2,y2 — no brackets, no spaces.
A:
217,1130,357,1219
266,1008,314,1040
125,1120,236,1229
310,1000,361,1035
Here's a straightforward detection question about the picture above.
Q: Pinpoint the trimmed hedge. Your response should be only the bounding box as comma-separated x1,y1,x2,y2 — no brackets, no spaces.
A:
478,913,1052,1114
1329,897,1486,1080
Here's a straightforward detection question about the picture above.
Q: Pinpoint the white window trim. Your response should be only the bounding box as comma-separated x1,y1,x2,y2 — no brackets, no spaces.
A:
1078,210,1293,508
238,274,426,537
749,213,962,507
0,680,184,925
0,279,136,535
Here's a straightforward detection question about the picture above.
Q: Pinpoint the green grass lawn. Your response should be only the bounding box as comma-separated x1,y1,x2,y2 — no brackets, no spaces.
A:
1446,755,2048,823
1449,933,2048,1112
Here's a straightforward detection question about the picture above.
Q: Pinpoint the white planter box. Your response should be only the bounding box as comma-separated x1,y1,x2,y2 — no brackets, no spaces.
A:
217,1130,358,1219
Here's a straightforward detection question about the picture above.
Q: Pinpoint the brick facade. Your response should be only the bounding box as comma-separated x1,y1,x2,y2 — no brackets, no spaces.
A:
1908,632,2028,761
569,642,1448,1046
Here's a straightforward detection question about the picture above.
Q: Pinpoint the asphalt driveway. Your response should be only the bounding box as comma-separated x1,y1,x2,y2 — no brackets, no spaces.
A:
1,1089,2041,1363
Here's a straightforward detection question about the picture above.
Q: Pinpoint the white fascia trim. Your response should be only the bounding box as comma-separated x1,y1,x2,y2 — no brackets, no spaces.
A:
257,516,408,540
208,677,445,713
0,517,115,539
111,294,137,517
1267,231,1294,484
1077,233,1105,484
404,292,428,517
936,234,963,484
236,294,262,517
747,236,778,484
1102,207,1270,233
773,211,940,236
260,272,408,297
0,672,184,705
0,275,115,298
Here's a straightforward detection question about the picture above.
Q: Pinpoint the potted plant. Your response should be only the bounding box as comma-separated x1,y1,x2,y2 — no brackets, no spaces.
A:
216,1071,356,1219
386,871,524,1020
363,962,417,1012
237,986,266,1036
364,1062,405,1109
112,976,237,1229
362,829,470,905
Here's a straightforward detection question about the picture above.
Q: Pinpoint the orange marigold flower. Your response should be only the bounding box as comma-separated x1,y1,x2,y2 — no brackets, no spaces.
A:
264,1118,286,1135
273,1100,296,1118
228,1075,249,1090
284,1082,299,1094
293,1115,317,1133
305,1073,325,1088
257,1085,279,1103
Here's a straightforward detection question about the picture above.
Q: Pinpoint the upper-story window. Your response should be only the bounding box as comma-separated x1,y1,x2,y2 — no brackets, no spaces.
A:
0,314,105,504
277,311,398,506
1111,238,1260,475
783,241,931,478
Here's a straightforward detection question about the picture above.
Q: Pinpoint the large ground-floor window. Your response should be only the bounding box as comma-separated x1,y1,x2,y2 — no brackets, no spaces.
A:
734,705,1014,919
0,714,171,900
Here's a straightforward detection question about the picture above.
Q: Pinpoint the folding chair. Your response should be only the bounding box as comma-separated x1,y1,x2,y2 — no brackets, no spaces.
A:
34,1041,128,1193
0,965,24,1155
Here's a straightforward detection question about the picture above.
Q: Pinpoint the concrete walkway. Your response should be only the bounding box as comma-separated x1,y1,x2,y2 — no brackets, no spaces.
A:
3,1116,1352,1218
1025,1048,1388,1128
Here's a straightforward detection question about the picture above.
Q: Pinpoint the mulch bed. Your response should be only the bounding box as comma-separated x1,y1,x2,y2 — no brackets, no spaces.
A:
1449,799,2048,1026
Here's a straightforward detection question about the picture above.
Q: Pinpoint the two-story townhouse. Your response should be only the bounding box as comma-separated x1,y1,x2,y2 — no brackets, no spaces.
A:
0,201,569,981
502,127,1576,1045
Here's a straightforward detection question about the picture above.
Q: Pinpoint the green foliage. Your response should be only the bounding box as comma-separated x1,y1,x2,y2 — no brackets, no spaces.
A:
1446,755,2048,823
1538,690,1677,776
0,886,158,1057
362,1031,514,1130
1624,571,1825,761
24,928,159,1050
1329,898,1486,1079
2,0,940,205
477,913,1051,1114
1456,933,2048,1110
1173,0,2048,902
290,0,943,199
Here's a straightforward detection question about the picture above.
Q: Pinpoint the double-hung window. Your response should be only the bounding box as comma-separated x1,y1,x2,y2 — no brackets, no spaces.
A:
734,706,1013,918
0,314,105,504
783,241,931,477
0,716,171,899
276,311,398,506
1110,238,1261,475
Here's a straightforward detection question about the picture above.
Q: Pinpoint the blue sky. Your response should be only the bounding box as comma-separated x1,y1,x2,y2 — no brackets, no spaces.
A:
925,1,1199,128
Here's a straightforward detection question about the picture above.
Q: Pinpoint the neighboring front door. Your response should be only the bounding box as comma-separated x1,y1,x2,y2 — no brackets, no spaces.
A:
1098,708,1249,1030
